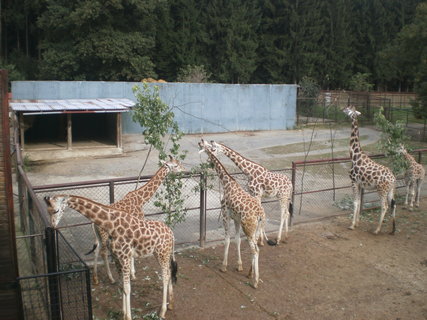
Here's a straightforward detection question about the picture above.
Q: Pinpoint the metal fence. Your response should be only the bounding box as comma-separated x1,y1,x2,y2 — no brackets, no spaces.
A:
296,94,427,142
15,144,427,317
15,158,93,319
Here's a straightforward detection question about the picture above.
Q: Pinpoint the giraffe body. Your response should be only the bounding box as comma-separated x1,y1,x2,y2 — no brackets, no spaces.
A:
199,139,271,288
344,106,396,234
209,141,293,244
91,158,183,285
44,195,177,320
398,145,425,210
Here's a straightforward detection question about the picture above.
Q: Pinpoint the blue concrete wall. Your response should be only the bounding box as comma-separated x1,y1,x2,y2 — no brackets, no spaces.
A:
12,81,297,134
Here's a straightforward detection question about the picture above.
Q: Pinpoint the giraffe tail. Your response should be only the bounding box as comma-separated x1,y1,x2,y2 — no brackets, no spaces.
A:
170,256,178,284
85,243,98,255
390,199,396,235
289,202,293,218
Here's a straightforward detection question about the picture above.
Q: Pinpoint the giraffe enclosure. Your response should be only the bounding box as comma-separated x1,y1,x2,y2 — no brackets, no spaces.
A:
26,128,427,319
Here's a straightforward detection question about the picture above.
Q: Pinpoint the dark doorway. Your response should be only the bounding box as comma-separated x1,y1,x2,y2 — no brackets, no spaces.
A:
24,114,66,145
72,113,116,144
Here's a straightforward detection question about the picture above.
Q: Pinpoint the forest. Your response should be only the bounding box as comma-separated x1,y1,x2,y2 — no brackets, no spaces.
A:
1,0,426,94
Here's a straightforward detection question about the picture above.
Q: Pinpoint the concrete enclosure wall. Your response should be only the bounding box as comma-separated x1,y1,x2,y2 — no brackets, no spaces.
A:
12,81,297,134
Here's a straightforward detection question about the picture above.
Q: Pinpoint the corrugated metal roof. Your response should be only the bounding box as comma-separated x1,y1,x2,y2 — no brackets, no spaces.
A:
9,98,135,113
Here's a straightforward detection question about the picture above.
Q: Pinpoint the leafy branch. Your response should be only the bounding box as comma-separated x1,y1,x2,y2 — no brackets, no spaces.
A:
132,83,187,227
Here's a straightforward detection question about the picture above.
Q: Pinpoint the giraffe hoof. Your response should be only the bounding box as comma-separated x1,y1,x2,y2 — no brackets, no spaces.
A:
236,266,243,272
220,266,227,273
348,226,355,230
252,282,258,289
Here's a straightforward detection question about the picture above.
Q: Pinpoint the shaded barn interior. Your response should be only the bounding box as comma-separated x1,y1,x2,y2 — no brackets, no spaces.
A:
10,99,135,160
23,113,117,147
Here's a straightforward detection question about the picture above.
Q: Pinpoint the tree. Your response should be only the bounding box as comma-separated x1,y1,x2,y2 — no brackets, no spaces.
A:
132,83,187,226
37,0,158,80
203,0,260,83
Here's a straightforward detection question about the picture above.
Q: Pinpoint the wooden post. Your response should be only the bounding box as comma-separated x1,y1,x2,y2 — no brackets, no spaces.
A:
199,173,207,247
19,113,25,151
67,113,72,150
0,69,24,319
116,113,122,149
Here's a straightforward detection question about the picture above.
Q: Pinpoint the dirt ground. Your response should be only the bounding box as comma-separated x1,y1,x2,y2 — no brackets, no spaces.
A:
91,202,427,320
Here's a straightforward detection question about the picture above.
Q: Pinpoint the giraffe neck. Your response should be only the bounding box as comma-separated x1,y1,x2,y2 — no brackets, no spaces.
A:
220,144,266,176
132,165,169,201
350,116,362,161
206,149,235,189
403,151,418,167
66,196,119,232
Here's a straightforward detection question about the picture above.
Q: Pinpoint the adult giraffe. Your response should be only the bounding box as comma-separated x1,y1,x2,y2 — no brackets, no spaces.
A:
343,106,396,234
44,195,177,320
207,140,293,244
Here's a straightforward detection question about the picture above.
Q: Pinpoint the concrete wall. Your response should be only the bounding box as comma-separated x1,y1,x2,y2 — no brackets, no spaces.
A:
12,81,297,134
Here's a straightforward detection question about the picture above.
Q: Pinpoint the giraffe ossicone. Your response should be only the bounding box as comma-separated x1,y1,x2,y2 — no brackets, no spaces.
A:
44,194,177,320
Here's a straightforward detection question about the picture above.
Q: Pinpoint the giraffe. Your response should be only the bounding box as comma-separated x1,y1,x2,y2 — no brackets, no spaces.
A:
89,157,183,285
198,139,274,288
207,140,293,244
397,144,425,210
343,106,396,234
44,195,177,320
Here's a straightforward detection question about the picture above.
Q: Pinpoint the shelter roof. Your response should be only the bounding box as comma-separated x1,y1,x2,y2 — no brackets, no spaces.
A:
9,98,135,114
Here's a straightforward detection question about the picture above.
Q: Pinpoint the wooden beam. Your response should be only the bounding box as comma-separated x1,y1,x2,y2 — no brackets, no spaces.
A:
19,113,25,151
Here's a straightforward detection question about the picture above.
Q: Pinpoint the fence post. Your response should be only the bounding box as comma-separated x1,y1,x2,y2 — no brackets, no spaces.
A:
109,181,115,204
45,227,61,320
199,173,207,247
290,162,296,226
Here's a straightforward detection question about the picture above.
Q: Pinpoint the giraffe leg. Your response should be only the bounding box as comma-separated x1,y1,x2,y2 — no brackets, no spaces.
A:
415,178,423,208
374,195,388,234
119,255,132,320
130,255,136,280
349,185,361,230
221,213,231,273
247,238,259,288
409,181,416,211
234,220,243,272
159,258,170,318
404,183,410,208
277,198,290,244
91,227,101,285
101,241,115,284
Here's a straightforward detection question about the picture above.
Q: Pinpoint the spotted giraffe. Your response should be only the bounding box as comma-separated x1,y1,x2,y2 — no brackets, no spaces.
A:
397,145,425,210
44,195,177,320
208,140,293,244
343,106,396,234
90,156,183,284
199,139,274,288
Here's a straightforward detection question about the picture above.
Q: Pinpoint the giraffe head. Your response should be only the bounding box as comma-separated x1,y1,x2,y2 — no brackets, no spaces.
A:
343,105,361,119
396,144,408,155
44,195,69,228
198,139,212,154
160,155,185,173
208,140,226,156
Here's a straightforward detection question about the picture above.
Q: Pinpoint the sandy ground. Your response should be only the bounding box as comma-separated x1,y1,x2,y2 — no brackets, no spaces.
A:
91,203,427,320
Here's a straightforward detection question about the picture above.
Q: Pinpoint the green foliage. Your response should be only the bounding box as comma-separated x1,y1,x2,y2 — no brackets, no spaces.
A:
374,107,408,174
1,0,425,89
348,73,374,92
298,76,321,98
176,65,211,83
132,83,187,227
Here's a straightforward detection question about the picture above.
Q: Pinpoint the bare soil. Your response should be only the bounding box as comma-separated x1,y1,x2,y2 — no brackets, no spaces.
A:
91,203,427,320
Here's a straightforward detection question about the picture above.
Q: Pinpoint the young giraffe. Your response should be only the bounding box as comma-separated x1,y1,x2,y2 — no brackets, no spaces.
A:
44,195,177,320
198,139,274,288
343,106,397,234
89,157,183,285
397,144,425,211
208,140,293,244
